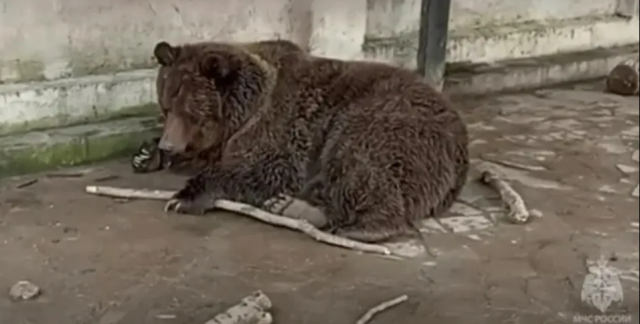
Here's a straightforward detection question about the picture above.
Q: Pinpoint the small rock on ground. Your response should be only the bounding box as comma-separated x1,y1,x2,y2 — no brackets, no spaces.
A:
9,281,41,301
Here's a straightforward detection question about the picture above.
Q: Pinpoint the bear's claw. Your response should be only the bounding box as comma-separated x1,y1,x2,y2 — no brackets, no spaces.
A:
164,199,182,213
164,198,206,215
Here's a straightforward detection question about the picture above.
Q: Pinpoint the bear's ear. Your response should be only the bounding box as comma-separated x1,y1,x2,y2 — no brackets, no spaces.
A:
199,52,240,80
154,41,179,66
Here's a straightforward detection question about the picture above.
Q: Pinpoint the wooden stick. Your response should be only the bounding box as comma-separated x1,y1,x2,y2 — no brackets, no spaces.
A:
480,170,530,224
204,291,273,324
85,185,392,256
479,155,546,172
355,295,408,324
86,185,174,200
16,179,38,189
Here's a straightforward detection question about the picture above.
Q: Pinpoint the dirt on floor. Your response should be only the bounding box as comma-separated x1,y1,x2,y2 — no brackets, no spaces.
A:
0,82,638,324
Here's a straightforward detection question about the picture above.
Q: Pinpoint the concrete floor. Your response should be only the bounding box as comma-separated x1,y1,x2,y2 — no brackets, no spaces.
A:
0,82,638,324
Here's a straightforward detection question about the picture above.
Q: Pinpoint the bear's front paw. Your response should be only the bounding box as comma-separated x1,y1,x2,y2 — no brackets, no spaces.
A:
164,188,208,215
164,197,207,215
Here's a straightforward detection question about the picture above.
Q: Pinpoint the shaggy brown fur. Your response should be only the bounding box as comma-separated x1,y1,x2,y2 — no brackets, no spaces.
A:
131,40,307,174
154,39,469,243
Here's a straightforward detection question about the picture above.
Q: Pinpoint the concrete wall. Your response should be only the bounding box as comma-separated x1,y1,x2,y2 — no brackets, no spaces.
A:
0,0,371,85
367,0,619,37
0,0,638,134
365,0,638,67
0,0,371,135
0,0,304,83
1,0,637,84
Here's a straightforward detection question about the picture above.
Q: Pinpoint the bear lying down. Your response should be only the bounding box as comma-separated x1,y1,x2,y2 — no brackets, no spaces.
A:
151,39,469,243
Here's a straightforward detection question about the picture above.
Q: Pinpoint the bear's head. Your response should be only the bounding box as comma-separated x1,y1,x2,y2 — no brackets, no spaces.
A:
152,41,275,155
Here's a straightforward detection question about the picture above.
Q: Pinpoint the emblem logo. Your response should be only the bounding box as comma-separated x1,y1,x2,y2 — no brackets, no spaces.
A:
581,256,624,313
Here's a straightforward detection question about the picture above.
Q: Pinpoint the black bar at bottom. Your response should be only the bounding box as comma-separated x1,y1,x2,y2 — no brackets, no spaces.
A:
417,0,452,91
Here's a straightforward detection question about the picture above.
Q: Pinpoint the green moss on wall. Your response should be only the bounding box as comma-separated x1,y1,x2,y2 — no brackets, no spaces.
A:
0,118,161,178
0,103,159,136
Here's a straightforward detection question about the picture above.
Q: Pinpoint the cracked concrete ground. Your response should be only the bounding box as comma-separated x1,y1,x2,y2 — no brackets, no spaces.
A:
0,81,638,324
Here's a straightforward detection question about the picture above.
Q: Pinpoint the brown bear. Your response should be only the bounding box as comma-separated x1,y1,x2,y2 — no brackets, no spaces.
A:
131,40,308,175
153,39,469,243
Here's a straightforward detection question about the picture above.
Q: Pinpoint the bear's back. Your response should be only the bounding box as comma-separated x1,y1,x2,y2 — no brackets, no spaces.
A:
269,56,455,123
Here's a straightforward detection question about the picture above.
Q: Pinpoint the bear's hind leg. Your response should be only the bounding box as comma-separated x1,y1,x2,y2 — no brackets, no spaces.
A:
330,195,411,243
297,168,412,243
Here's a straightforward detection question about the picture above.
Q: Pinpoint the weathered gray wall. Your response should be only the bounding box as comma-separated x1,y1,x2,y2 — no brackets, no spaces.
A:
364,0,638,67
367,0,619,38
0,0,375,84
0,0,635,84
0,0,372,134
0,0,310,83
